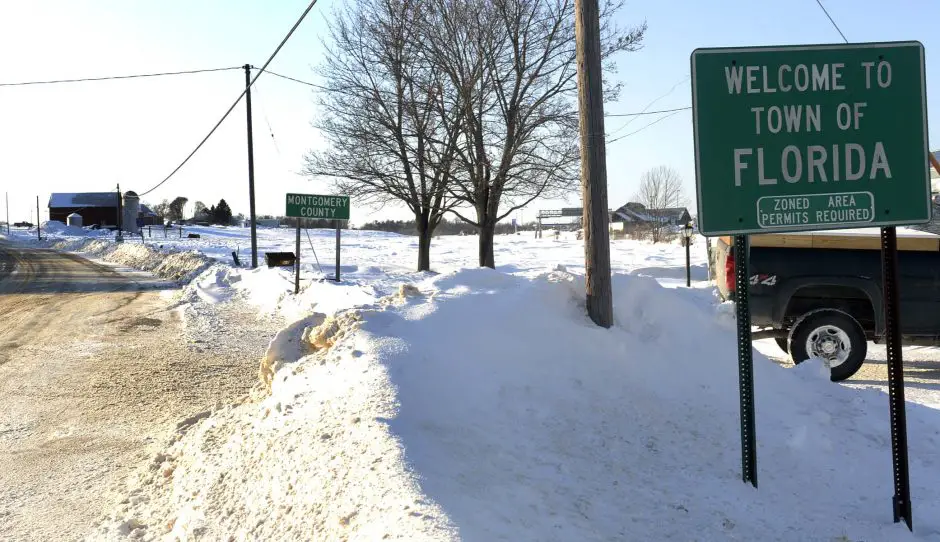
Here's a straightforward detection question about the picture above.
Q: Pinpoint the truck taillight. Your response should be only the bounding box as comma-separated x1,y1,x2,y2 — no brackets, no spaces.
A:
725,250,736,293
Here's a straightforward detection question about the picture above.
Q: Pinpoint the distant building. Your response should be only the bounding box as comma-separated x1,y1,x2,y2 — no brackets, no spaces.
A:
48,192,162,229
48,192,120,228
610,202,691,227
931,150,940,193
138,203,161,226
915,151,940,235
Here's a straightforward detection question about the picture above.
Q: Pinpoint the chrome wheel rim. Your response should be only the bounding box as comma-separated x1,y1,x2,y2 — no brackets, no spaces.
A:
805,325,851,368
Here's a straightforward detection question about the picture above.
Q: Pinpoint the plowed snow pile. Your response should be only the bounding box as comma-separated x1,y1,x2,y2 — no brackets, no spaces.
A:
46,238,214,283
91,269,940,541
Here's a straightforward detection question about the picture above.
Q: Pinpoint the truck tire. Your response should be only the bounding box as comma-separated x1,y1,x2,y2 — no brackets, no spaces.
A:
774,337,789,354
788,309,867,382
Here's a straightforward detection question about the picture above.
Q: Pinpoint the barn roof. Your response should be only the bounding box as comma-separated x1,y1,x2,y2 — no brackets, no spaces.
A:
49,192,118,208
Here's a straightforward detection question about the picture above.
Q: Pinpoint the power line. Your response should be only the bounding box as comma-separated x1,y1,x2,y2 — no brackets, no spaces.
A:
264,70,331,91
0,66,241,88
140,0,321,197
607,75,689,137
814,0,849,43
606,106,691,118
608,109,686,144
264,68,693,119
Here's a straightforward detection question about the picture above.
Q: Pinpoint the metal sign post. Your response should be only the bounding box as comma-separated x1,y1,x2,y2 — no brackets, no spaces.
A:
691,41,928,513
734,234,757,487
285,194,350,284
334,220,341,282
881,226,912,529
295,218,302,295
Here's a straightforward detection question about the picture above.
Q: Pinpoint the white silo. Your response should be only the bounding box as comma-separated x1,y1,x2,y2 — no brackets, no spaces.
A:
122,190,140,233
66,212,83,227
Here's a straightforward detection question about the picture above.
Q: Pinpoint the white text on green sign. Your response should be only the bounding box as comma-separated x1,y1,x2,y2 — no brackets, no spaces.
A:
756,191,873,229
691,42,929,235
285,193,350,220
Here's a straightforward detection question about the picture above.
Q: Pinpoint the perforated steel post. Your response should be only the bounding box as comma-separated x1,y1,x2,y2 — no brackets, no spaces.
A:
334,220,341,282
735,234,757,488
881,226,912,530
295,218,301,294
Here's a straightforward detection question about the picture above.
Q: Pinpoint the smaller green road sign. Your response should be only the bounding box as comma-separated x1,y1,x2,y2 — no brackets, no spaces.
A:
286,193,350,220
691,41,929,236
756,191,874,229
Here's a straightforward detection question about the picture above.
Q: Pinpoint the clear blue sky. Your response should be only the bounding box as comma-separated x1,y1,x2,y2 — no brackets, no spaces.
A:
2,0,938,225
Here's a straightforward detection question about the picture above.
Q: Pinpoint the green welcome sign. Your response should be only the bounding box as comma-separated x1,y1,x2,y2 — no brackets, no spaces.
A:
691,41,930,236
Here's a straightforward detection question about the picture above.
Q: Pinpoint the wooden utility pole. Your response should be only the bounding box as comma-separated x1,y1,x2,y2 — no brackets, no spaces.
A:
244,64,259,269
575,0,613,328
36,196,41,241
5,192,9,235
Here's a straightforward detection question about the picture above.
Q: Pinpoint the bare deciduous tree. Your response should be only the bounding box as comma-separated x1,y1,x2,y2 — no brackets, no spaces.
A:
633,165,686,243
149,199,170,222
430,0,645,267
303,0,463,272
306,0,644,269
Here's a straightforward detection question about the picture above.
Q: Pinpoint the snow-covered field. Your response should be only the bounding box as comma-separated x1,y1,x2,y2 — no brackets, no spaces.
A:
4,223,940,541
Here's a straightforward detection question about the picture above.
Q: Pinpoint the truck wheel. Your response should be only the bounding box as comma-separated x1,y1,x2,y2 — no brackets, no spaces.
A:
774,337,790,354
788,309,867,382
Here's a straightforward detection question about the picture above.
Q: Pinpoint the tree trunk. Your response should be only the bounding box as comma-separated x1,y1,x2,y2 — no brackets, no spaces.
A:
478,219,496,268
416,213,432,272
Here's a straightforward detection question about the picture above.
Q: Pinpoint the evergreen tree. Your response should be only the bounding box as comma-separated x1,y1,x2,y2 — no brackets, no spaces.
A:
214,199,233,225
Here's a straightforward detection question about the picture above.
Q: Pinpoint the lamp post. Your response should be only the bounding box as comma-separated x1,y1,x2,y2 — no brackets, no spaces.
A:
682,221,694,287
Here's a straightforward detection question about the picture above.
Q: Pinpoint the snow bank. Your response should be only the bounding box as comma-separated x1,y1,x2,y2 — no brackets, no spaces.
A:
41,238,216,284
93,269,940,541
41,220,110,237
5,223,714,284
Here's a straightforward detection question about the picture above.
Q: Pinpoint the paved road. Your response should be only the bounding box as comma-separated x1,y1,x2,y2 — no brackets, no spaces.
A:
755,338,940,409
0,243,268,541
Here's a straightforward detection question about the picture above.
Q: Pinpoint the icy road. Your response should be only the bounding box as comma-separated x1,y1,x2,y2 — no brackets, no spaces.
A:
0,243,275,541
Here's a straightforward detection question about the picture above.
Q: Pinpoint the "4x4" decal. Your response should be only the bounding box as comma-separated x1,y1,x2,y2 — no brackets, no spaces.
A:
749,274,777,286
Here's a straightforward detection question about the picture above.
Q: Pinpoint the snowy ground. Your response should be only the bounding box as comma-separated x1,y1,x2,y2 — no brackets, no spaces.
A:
4,223,940,541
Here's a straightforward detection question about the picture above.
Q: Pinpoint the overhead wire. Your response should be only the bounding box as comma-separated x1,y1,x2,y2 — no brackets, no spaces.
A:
0,66,242,88
814,0,849,43
605,106,691,118
139,0,321,197
606,75,689,136
587,6,851,147
607,108,686,144
264,70,331,91
264,68,692,119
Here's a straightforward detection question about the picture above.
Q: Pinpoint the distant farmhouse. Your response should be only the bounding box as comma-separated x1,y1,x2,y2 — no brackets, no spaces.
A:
932,151,940,196
48,192,161,229
919,151,940,235
609,202,691,229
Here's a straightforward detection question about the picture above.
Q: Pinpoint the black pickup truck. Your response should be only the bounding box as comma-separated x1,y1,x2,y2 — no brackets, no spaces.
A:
710,229,940,381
